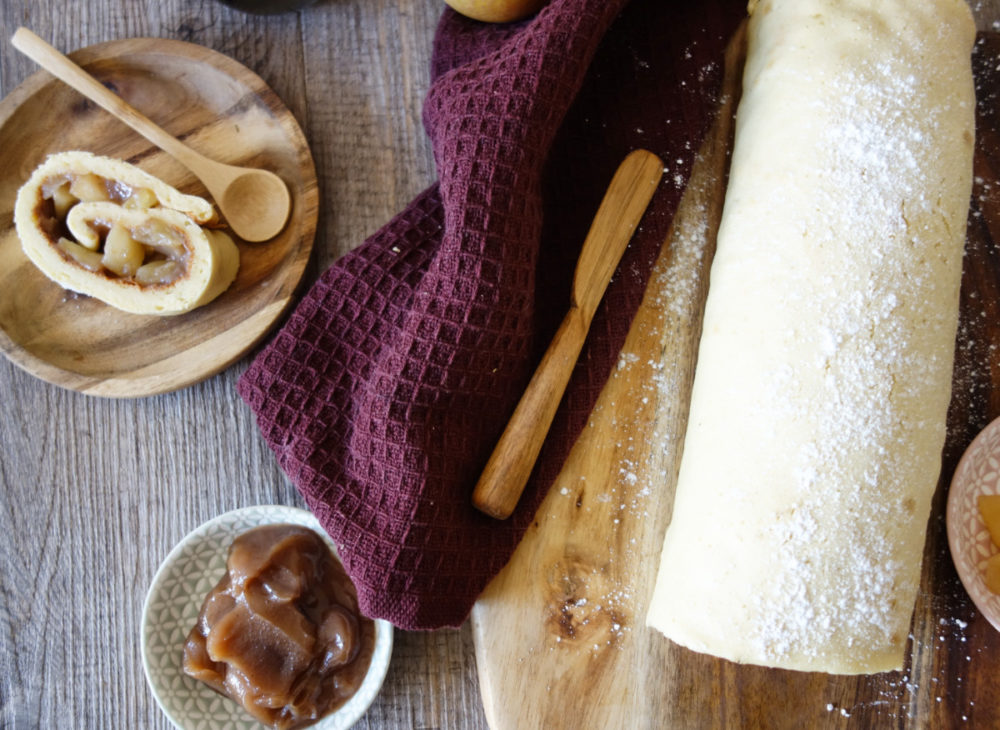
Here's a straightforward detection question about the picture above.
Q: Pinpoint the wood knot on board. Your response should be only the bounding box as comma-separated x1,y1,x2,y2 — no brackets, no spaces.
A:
543,555,629,652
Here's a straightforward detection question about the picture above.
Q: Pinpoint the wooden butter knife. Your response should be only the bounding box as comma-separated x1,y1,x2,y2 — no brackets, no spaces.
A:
473,148,664,519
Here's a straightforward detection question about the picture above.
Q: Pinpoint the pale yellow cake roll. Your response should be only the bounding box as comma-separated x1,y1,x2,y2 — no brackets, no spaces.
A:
14,151,239,316
646,0,975,674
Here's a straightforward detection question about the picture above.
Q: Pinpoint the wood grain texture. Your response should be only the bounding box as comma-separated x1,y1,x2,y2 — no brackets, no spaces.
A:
0,1,486,728
473,6,1000,730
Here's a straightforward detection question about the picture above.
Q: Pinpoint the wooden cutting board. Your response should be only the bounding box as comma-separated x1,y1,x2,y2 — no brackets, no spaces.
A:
471,26,1000,729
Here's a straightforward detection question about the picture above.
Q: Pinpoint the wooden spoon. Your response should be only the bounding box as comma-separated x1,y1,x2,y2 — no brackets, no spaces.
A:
472,149,664,519
11,27,291,242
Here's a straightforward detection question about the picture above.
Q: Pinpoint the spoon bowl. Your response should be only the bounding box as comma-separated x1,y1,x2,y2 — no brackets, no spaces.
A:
218,169,292,242
11,27,291,242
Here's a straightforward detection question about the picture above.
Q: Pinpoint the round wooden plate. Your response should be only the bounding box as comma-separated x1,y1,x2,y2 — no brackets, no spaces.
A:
0,37,318,397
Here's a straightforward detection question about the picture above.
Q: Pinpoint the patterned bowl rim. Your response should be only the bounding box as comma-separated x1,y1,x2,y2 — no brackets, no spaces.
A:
140,505,394,729
947,416,1000,633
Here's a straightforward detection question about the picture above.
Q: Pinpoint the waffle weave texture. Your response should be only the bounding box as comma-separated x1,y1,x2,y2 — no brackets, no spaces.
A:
238,0,744,629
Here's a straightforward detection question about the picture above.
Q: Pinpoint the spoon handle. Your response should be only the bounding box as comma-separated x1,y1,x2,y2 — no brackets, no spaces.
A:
11,28,214,178
472,149,663,520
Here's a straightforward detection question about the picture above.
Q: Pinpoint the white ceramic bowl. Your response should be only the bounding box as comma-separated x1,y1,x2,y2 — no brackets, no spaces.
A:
141,505,393,729
947,416,1000,632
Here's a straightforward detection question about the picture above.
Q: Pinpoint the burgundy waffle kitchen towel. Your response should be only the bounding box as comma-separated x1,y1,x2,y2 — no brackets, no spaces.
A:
238,0,745,629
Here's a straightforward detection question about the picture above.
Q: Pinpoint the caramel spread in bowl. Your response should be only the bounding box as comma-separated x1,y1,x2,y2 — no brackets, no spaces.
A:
183,524,375,730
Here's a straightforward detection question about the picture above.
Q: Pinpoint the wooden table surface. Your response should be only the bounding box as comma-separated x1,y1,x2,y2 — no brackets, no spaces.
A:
3,1,1000,728
0,0,488,727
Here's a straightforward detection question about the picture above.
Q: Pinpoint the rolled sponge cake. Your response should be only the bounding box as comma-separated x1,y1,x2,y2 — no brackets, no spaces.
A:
646,0,976,674
14,151,239,316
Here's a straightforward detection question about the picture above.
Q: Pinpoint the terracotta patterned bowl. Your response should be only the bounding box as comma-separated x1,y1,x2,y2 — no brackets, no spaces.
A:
947,416,1000,632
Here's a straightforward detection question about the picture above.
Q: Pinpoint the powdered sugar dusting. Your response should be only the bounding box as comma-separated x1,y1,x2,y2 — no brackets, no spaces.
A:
736,41,956,661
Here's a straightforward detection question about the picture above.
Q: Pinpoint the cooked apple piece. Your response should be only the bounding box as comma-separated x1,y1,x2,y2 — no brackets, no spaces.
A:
977,494,1000,548
134,259,182,285
125,187,158,210
68,173,109,203
51,182,79,218
133,218,185,258
56,236,102,272
102,223,146,277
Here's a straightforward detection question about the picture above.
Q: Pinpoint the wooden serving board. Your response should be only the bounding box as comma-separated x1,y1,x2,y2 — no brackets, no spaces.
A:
471,27,1000,729
0,37,318,397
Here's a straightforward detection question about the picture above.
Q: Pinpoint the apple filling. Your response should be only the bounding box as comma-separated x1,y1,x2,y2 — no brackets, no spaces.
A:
15,151,239,316
38,173,198,287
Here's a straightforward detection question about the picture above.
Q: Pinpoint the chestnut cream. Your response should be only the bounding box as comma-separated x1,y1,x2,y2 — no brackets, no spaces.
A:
183,524,375,729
